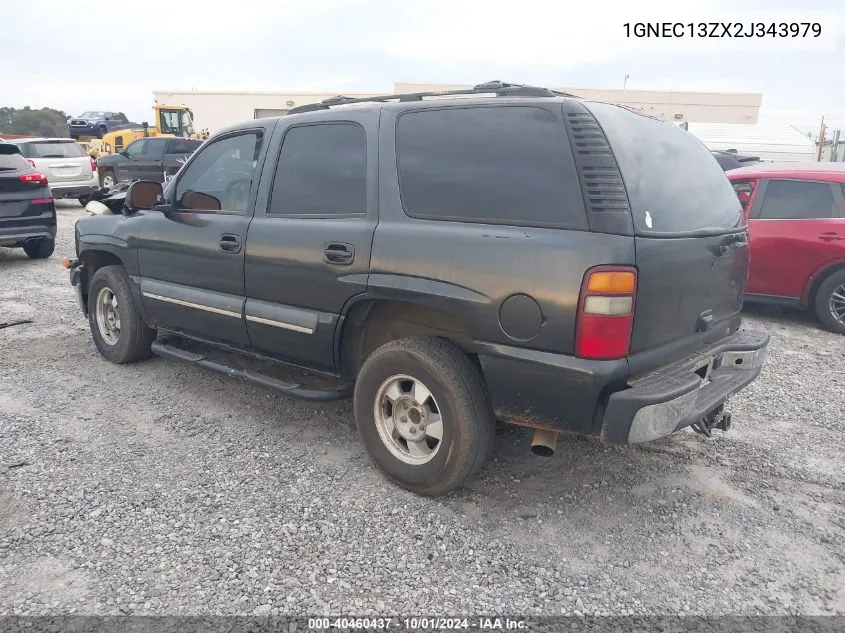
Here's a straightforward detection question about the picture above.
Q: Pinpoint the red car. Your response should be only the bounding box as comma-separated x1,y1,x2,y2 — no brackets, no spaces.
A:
727,163,845,334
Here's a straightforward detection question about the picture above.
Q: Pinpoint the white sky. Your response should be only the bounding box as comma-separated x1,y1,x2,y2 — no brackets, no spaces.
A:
1,0,843,133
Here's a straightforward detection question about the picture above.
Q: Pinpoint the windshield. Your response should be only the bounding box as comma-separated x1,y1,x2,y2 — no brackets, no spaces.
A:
587,101,743,235
79,111,105,119
23,141,87,159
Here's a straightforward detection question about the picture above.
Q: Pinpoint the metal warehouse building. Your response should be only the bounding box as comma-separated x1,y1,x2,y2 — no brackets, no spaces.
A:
154,82,762,134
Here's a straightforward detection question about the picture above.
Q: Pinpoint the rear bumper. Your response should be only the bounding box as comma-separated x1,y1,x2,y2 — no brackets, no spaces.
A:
477,329,769,443
0,218,57,247
50,181,98,198
600,329,769,444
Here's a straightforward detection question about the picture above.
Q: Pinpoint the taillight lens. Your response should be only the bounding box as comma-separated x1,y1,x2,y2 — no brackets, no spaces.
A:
20,173,48,186
575,266,637,360
90,157,97,172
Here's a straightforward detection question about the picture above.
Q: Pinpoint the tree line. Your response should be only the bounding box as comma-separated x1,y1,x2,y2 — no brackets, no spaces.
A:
0,106,69,138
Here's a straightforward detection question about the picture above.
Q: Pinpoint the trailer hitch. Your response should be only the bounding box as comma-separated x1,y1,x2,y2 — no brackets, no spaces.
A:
691,406,732,438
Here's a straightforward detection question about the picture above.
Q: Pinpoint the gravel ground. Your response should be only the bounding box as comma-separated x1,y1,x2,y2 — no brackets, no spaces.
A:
0,202,843,617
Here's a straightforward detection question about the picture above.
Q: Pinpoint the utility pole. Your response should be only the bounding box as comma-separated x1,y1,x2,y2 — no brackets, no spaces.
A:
817,116,826,162
624,74,629,90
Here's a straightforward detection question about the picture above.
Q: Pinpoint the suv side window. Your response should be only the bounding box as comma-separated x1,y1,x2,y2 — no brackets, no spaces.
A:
174,131,262,212
396,105,586,229
758,180,836,220
268,123,366,216
124,139,147,158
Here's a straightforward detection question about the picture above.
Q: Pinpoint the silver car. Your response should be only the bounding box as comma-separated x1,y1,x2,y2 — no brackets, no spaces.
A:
13,138,99,203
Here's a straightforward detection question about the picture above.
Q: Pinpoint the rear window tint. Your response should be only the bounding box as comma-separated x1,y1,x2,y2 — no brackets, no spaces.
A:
396,105,586,229
23,141,87,159
587,102,743,234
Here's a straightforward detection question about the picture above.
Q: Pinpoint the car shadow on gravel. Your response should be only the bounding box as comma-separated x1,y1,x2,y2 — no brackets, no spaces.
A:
742,302,822,331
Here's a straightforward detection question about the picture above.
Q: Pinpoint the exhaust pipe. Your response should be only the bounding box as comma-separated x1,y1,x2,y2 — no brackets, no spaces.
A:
530,429,558,457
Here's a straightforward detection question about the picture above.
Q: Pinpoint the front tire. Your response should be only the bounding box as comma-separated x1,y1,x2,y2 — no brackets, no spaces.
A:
814,269,845,335
87,265,155,363
23,238,54,259
354,337,494,496
97,125,107,138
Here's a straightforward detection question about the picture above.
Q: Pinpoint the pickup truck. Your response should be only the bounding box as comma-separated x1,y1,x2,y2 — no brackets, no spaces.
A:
67,111,136,139
95,136,203,187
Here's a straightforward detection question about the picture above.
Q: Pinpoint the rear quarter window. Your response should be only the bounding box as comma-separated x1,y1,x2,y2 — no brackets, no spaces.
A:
396,105,587,229
587,102,743,235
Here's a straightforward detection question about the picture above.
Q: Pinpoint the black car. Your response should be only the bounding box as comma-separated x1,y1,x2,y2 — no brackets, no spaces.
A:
96,136,204,188
0,143,57,259
65,81,769,495
712,149,761,171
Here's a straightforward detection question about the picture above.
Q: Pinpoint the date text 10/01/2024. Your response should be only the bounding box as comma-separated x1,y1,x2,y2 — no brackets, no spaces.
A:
624,22,822,38
308,617,527,630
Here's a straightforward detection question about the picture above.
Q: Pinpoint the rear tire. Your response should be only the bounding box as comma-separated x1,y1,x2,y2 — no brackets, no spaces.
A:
353,337,495,496
814,269,845,335
87,265,155,363
23,239,54,259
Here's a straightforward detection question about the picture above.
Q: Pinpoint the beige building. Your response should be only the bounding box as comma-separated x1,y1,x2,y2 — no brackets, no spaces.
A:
154,82,762,134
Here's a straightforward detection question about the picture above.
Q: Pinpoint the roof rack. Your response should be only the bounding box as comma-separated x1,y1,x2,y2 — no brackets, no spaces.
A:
287,81,579,115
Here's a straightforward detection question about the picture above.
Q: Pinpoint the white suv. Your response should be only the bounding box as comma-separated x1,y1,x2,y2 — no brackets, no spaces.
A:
13,138,98,204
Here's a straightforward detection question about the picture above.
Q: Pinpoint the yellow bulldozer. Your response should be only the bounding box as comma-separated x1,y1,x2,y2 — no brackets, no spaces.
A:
100,103,209,155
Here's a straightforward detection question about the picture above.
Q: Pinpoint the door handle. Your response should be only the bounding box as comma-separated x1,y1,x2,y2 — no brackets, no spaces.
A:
219,234,242,253
818,232,844,242
323,242,354,265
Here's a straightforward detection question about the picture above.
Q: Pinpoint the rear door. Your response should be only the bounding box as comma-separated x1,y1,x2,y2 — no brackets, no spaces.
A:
243,112,378,370
745,178,845,299
21,140,90,183
586,102,748,358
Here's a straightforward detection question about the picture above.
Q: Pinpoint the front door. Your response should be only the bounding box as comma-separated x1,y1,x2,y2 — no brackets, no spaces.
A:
746,178,845,298
243,112,379,370
117,139,148,182
136,128,271,347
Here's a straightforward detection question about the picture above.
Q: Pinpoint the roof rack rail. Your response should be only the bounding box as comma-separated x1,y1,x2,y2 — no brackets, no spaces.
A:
287,81,579,115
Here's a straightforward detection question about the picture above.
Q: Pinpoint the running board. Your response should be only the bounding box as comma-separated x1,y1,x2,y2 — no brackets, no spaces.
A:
150,340,352,402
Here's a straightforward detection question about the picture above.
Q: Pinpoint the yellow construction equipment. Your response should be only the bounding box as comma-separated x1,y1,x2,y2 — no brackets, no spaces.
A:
100,103,209,155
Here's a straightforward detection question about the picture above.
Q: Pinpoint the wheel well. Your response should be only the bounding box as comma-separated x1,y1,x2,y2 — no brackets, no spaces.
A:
807,263,845,307
79,250,123,300
339,300,479,378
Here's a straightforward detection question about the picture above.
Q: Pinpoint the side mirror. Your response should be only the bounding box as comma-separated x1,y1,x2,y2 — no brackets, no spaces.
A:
125,180,163,213
181,190,222,211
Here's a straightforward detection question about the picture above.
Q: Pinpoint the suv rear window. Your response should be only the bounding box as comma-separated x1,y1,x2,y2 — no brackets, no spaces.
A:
21,141,87,159
396,105,587,229
587,102,743,235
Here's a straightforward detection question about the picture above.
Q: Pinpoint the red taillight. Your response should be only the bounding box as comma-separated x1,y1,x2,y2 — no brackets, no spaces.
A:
90,157,97,172
20,173,48,186
31,198,54,204
575,266,637,360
